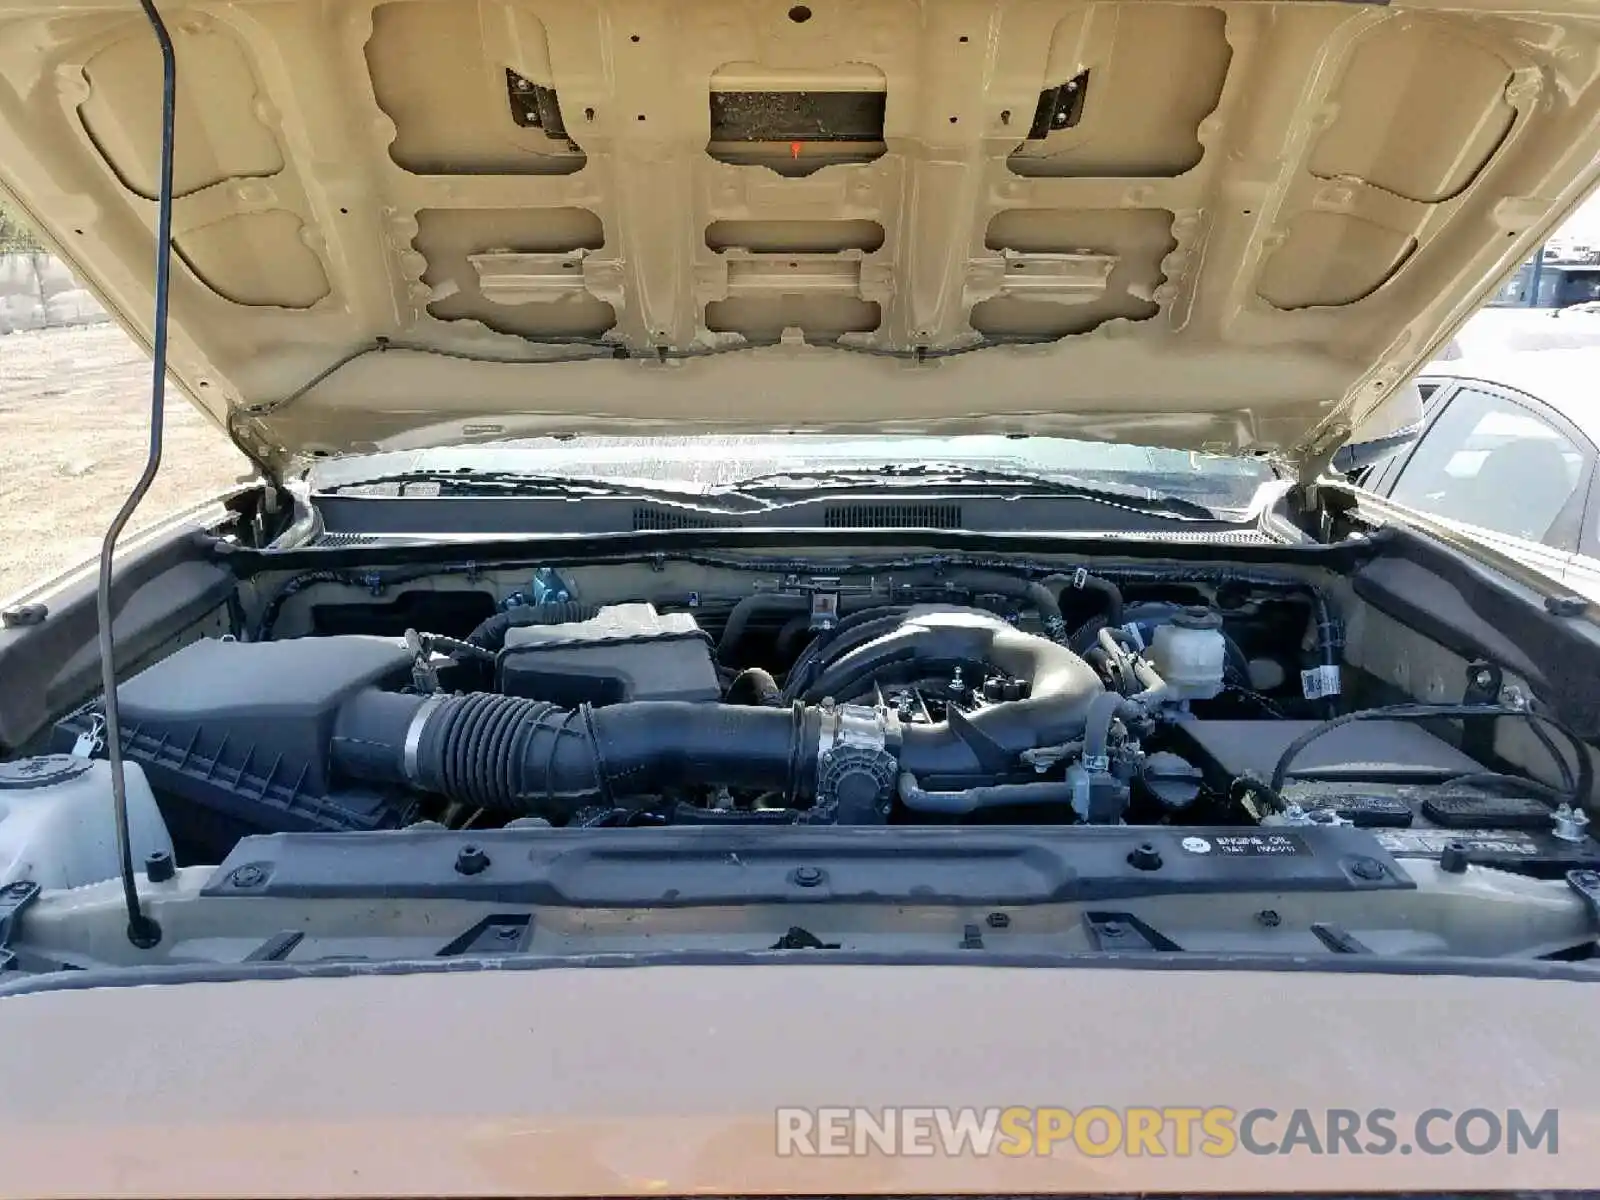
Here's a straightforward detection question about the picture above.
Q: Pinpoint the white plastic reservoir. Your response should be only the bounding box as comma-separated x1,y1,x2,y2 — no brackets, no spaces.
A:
0,757,173,890
1148,606,1228,701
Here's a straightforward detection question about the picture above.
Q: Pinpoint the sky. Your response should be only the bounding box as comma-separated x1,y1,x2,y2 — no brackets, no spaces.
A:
1556,192,1600,242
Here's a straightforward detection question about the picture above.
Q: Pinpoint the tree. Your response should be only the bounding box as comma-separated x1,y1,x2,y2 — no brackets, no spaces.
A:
0,202,43,253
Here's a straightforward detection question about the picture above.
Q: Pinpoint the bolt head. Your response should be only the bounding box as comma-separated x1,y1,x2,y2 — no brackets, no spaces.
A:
1126,842,1163,871
1348,856,1387,881
229,864,266,888
792,865,824,887
455,845,491,876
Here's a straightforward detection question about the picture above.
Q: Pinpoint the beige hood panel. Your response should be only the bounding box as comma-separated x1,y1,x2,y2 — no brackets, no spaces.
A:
2,964,1599,1196
4,0,1600,469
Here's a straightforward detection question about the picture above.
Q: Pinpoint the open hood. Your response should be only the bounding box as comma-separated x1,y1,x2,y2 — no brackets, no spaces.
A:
5,0,1600,477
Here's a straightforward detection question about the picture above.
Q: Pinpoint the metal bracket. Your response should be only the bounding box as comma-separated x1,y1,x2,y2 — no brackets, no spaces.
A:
1083,910,1182,951
771,925,839,950
435,915,533,957
468,250,598,306
243,930,305,962
0,880,40,972
1310,922,1372,954
964,250,1116,308
698,249,893,312
1461,659,1504,763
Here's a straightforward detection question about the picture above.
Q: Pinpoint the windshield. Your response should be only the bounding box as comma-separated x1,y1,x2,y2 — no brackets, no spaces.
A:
309,435,1277,512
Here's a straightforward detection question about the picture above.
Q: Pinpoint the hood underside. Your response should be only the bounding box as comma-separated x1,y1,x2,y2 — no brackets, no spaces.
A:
5,0,1600,474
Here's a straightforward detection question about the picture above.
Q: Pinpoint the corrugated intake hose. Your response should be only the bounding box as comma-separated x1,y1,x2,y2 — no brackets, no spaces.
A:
330,608,1107,819
334,690,820,814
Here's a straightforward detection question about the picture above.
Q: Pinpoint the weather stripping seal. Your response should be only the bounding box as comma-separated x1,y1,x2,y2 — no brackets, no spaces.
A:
1,947,1596,1001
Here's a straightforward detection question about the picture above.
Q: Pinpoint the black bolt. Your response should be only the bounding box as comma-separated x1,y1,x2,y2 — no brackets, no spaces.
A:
1348,856,1387,881
1439,842,1470,874
792,865,824,887
144,850,175,883
494,925,520,941
1099,921,1126,938
1255,909,1281,928
229,864,266,888
985,911,1010,929
1126,842,1163,871
3,881,32,898
455,845,491,876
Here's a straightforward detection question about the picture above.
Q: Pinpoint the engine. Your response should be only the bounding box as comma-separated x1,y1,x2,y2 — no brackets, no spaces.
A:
51,569,1595,879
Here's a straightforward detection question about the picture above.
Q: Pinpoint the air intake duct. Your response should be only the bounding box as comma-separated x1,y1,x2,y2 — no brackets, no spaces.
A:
330,609,1105,819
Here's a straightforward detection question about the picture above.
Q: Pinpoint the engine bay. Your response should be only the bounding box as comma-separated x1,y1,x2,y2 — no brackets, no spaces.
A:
44,560,1596,878
2,539,1599,977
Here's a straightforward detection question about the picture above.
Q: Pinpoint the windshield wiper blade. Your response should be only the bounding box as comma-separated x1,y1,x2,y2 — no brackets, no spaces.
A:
322,469,760,508
727,462,1219,519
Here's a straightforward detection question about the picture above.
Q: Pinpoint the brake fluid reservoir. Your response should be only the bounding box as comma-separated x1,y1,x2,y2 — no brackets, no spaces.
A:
0,757,173,890
1148,606,1227,701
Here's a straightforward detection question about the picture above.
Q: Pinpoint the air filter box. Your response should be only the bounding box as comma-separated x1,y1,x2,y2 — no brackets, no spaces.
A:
497,602,720,706
52,635,418,858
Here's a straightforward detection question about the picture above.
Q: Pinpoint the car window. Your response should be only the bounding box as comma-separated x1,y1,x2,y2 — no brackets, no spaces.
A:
1387,385,1588,548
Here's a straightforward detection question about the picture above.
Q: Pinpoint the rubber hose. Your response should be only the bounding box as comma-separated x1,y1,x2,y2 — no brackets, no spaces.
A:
727,667,783,706
944,570,1066,640
464,601,601,652
334,689,818,817
717,593,809,660
1045,571,1123,629
774,614,816,661
896,774,1081,815
783,608,916,700
1081,691,1125,764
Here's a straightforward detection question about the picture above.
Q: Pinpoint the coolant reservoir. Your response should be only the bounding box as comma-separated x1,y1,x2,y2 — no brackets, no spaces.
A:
0,757,173,890
1148,606,1227,701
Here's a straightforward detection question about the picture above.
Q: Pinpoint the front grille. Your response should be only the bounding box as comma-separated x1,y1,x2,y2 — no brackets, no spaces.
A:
823,503,963,529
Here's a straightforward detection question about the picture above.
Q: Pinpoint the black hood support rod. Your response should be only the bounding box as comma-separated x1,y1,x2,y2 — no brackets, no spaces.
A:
95,0,176,949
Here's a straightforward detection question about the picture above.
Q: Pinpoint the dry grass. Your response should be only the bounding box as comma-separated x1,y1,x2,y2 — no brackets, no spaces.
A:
0,324,247,600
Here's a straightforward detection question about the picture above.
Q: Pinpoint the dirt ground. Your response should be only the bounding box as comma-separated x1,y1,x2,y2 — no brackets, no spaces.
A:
0,324,246,600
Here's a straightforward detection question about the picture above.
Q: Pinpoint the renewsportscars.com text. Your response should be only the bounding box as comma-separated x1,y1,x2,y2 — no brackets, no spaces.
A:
775,1106,1560,1158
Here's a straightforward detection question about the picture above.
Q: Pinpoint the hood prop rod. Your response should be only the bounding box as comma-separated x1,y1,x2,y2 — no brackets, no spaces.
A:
96,0,176,950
